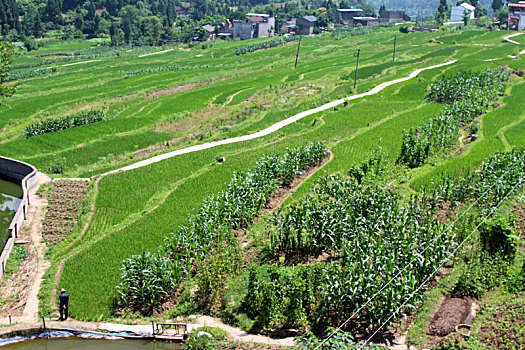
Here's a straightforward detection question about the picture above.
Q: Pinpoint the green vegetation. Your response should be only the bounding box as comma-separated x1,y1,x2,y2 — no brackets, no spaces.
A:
235,36,301,56
24,110,106,137
2,26,524,348
3,245,28,277
117,142,328,315
398,68,511,168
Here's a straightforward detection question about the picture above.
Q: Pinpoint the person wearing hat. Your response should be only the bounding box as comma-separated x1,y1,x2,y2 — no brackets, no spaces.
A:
59,288,69,321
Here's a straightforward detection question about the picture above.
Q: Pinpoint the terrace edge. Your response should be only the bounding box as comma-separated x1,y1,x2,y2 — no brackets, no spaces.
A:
0,156,37,279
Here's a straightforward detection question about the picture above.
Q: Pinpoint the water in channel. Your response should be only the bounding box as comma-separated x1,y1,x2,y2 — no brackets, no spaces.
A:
0,178,23,252
1,338,182,350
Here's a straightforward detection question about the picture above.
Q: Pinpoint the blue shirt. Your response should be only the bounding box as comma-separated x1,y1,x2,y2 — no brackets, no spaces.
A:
59,292,69,306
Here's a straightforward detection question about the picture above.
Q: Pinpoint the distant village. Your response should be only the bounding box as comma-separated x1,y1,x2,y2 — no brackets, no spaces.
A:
195,7,412,41
192,1,525,41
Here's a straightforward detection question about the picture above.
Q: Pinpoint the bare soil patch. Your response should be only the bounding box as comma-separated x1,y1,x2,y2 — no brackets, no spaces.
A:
427,297,470,336
42,180,89,245
146,76,237,98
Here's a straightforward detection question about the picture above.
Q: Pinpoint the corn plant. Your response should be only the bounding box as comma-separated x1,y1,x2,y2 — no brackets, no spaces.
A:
24,110,106,137
235,36,301,55
8,67,56,81
124,63,231,78
117,252,182,315
117,142,329,314
265,174,455,331
398,68,510,168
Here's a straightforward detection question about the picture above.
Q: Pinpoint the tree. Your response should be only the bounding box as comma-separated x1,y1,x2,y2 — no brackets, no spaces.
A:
492,0,503,13
0,41,16,106
435,0,449,25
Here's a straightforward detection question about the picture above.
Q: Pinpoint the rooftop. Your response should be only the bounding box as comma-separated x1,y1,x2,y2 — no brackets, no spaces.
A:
337,8,363,12
246,13,270,17
457,2,476,10
303,15,317,22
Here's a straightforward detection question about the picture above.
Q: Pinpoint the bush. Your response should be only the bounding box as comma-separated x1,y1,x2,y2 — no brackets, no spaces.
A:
479,216,519,260
185,326,228,350
399,24,411,33
453,253,509,298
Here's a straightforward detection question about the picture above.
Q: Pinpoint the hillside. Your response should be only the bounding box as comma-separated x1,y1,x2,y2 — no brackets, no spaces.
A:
368,0,493,19
0,26,524,349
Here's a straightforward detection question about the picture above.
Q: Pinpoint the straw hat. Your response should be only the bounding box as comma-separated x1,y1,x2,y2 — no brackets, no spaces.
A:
61,288,66,292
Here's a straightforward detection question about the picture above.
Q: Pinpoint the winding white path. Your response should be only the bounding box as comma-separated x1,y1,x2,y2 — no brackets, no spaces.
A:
139,48,176,57
504,32,525,57
503,32,524,45
101,60,457,177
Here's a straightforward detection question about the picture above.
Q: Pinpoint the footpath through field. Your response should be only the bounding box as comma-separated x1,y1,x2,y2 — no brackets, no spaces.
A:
100,60,457,177
504,32,525,56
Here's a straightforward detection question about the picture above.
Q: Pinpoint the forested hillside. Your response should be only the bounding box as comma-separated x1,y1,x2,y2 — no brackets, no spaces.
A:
368,0,493,19
1,0,375,45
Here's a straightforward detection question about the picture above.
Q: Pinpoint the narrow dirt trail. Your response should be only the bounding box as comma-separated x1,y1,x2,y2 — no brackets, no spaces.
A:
193,315,295,347
15,173,51,323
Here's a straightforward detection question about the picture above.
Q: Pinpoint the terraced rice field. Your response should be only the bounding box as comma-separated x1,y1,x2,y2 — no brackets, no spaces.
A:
2,28,525,328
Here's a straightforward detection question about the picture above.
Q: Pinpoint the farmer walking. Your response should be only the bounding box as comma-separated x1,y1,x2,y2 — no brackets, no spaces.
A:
59,288,69,321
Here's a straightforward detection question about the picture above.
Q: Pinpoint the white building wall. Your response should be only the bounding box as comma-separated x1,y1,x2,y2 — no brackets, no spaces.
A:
520,15,525,30
450,5,475,22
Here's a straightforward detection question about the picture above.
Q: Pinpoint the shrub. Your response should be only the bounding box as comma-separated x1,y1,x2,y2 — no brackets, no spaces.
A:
453,253,509,298
185,326,228,350
479,216,519,260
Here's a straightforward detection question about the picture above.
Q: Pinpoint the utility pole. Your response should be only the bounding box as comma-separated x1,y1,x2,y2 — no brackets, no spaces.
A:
354,48,360,89
393,34,397,62
294,35,302,69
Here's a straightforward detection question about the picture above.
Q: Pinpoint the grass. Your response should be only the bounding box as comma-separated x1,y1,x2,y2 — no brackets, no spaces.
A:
4,28,521,321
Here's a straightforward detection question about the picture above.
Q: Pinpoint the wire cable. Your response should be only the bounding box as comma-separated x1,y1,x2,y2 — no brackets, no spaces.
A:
314,164,518,349
358,177,523,349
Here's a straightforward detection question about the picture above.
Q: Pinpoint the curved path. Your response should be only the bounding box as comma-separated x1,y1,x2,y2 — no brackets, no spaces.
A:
101,59,457,177
504,32,525,57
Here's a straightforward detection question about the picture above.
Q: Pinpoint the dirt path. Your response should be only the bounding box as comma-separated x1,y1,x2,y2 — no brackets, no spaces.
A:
101,60,457,177
193,315,295,347
139,48,175,57
0,172,52,324
18,173,51,322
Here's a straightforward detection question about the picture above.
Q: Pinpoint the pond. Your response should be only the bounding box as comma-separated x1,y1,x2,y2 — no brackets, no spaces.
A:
0,178,23,252
1,337,182,350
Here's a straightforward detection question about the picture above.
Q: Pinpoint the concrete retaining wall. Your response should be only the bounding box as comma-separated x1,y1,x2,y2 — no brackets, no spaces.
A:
0,156,37,279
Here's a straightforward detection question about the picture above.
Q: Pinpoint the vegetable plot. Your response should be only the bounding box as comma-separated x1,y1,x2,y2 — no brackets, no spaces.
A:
24,110,106,137
117,142,329,314
246,174,455,331
398,68,511,168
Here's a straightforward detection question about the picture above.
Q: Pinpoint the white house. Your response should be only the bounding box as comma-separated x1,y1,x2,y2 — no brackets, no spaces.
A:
450,3,475,22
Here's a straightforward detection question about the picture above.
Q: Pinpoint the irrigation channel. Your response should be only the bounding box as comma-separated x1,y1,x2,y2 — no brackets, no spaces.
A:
0,179,22,252
2,337,180,349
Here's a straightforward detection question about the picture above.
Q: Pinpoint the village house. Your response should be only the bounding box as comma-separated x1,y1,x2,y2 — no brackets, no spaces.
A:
201,24,216,40
379,9,410,23
335,8,364,25
281,18,297,33
296,15,317,35
353,17,380,27
450,2,475,22
233,14,275,40
509,2,525,30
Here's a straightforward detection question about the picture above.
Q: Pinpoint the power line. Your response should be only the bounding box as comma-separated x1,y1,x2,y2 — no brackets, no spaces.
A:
314,164,520,349
359,177,523,349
